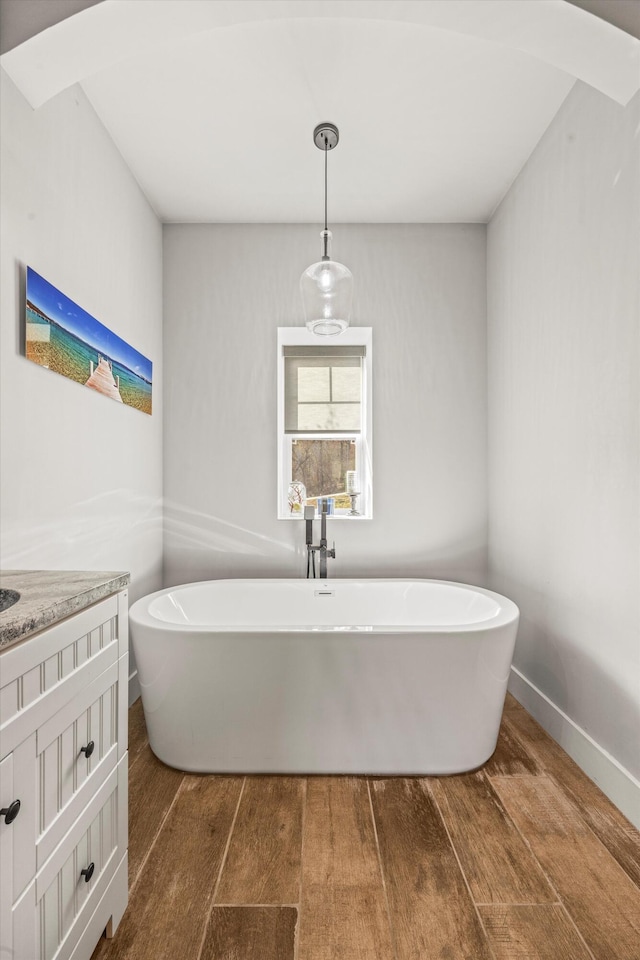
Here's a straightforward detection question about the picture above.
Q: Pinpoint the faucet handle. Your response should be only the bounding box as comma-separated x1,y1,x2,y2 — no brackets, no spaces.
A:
304,505,315,520
329,542,336,559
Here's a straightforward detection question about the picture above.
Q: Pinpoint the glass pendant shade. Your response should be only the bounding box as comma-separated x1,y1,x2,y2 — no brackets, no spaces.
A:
301,230,353,336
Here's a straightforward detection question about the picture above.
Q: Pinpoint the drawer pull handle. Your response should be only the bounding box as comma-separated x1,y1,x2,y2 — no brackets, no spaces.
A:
80,741,95,759
0,799,21,825
81,862,95,883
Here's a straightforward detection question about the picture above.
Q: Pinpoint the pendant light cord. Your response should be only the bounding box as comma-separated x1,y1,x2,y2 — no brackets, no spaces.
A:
321,135,329,259
324,135,328,233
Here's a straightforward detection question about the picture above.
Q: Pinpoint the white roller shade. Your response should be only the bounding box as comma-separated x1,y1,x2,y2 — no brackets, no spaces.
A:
284,346,365,434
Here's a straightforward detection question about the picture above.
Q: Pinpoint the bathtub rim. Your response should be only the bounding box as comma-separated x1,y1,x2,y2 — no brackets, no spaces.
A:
129,577,519,634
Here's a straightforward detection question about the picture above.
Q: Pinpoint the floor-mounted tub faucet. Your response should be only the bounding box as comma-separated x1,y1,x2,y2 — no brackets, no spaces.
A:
305,500,335,578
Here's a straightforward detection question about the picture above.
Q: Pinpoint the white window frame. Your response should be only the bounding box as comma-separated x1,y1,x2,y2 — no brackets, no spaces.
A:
277,326,373,520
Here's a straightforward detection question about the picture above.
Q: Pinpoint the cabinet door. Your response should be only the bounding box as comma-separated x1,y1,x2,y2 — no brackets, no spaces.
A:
0,736,36,905
0,753,14,958
35,760,125,960
0,750,37,960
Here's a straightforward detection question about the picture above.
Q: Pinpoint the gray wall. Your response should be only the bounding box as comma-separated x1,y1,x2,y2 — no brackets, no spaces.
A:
163,223,487,587
487,82,640,780
0,70,164,680
0,1,104,55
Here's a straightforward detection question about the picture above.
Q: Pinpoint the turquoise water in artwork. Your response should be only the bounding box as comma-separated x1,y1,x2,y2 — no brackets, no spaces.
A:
26,305,152,413
113,357,152,412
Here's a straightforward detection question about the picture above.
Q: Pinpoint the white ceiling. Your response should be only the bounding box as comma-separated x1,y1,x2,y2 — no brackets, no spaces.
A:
81,17,577,223
2,0,639,223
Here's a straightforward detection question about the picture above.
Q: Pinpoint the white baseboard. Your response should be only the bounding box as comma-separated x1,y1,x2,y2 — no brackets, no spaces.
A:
128,668,141,707
509,666,640,830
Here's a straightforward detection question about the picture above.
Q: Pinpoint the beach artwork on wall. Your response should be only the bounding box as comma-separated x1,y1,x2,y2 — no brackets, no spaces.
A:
25,267,152,414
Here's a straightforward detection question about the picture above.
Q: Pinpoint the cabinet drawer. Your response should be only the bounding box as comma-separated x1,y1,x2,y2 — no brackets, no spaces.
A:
36,655,127,869
0,593,126,745
36,758,127,960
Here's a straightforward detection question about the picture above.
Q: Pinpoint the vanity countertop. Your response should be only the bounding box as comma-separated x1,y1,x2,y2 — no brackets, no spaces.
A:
0,570,130,651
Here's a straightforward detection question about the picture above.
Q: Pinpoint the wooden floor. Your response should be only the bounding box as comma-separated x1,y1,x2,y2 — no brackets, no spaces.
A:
92,694,640,960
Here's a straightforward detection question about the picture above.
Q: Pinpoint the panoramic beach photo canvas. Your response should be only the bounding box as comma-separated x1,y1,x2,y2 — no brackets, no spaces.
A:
25,267,152,414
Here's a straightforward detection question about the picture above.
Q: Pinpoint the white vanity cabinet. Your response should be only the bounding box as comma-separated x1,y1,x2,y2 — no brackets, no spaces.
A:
0,590,129,960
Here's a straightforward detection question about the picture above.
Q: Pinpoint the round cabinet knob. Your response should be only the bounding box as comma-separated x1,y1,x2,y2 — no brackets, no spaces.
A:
0,799,21,825
81,862,95,883
80,740,95,759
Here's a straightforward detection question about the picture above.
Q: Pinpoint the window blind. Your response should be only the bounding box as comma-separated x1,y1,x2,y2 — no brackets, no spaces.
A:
284,346,365,434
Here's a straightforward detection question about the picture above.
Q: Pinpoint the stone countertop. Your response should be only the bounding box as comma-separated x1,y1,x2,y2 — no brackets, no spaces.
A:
0,570,130,651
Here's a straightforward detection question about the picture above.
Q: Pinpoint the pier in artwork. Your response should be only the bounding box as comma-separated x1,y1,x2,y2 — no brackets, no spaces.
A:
85,356,123,402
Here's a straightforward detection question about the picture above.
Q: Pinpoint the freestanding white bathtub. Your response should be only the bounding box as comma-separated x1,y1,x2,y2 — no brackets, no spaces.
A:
129,579,519,775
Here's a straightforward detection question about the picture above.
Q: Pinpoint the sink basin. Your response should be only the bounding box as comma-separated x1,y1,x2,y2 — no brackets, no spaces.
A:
0,588,20,612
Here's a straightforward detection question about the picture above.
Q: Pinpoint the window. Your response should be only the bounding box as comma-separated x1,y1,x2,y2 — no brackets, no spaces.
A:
277,327,372,519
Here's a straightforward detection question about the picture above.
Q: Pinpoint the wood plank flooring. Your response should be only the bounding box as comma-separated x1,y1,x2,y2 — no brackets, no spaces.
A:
92,695,640,960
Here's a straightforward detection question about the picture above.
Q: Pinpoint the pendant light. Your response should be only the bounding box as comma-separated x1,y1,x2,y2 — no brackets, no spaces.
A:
300,122,353,336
